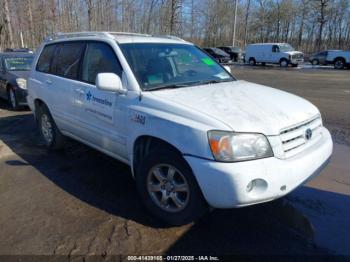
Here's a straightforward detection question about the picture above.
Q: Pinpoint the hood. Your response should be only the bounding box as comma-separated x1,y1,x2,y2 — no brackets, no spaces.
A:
285,51,303,56
151,80,319,135
8,70,30,79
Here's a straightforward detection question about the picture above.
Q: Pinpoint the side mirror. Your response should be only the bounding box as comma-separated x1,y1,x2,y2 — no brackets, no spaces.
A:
96,73,126,94
224,65,231,74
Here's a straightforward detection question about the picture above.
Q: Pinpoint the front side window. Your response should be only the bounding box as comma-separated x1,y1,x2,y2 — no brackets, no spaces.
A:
36,44,57,73
120,43,234,91
82,42,122,84
51,42,85,79
272,45,279,53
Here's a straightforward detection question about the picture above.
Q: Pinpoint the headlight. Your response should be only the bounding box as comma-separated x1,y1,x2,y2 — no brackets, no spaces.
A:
16,78,27,90
208,131,273,162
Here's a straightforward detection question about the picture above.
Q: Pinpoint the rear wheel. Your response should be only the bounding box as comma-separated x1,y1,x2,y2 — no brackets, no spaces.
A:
136,149,208,225
249,58,256,66
7,88,19,110
334,58,345,69
36,103,66,150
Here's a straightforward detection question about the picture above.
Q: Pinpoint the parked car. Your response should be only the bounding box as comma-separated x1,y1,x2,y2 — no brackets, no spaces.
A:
217,46,244,62
326,50,350,69
203,47,231,63
309,50,350,69
245,43,304,67
0,52,34,109
309,51,329,66
27,32,332,225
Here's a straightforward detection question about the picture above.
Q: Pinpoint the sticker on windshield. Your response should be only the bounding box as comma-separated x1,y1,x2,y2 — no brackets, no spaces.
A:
202,58,215,66
147,74,163,85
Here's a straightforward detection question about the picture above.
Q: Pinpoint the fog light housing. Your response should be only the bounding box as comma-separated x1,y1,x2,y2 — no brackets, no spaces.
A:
246,179,268,195
246,180,256,192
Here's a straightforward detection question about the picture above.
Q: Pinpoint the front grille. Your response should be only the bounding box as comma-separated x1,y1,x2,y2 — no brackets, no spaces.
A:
280,116,322,158
292,54,303,59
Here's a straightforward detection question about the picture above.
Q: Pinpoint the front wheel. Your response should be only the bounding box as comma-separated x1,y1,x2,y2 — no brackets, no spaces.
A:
7,88,19,110
136,149,208,225
280,59,289,67
311,59,319,66
249,58,256,66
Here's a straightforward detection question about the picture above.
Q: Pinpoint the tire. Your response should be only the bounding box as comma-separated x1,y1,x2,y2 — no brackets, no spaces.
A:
334,58,345,69
7,88,19,110
311,59,319,66
280,58,289,67
136,149,208,225
249,58,256,66
261,62,266,66
36,103,66,150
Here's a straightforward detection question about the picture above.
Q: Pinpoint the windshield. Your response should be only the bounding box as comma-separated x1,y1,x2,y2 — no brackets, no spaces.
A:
211,48,229,56
119,43,234,91
4,56,33,71
231,47,242,52
278,44,295,52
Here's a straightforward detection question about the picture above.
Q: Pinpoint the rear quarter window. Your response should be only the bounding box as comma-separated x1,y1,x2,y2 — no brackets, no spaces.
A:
36,44,57,73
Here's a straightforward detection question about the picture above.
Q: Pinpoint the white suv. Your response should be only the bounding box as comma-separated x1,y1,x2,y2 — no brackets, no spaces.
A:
27,32,332,225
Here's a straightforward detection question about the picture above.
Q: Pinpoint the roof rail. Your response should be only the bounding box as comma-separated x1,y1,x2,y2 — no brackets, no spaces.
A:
108,32,151,37
152,35,187,42
44,31,115,42
44,31,153,42
44,31,186,43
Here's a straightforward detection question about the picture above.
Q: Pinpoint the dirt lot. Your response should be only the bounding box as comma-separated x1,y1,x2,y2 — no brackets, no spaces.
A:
0,66,349,258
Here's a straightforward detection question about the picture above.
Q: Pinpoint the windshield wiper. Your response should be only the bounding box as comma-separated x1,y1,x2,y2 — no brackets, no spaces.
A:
188,79,233,86
146,83,191,91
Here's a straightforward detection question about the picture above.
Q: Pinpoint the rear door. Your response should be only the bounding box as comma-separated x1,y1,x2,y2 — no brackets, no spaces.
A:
37,42,86,133
72,41,126,156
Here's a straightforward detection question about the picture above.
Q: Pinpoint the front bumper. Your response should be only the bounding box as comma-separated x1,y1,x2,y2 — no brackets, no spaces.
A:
291,58,304,64
14,88,28,105
185,127,333,208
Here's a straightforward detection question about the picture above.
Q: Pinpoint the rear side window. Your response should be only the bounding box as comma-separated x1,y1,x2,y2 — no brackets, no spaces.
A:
36,44,56,73
82,42,122,84
51,42,85,79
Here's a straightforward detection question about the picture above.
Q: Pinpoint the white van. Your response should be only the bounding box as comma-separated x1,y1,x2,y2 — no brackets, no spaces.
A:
27,32,332,225
245,43,304,67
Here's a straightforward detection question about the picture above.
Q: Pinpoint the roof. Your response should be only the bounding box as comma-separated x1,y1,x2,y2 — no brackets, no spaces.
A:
44,32,192,45
247,43,288,46
0,52,34,57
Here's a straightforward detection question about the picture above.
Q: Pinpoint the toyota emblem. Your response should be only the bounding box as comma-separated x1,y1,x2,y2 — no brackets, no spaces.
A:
305,128,313,140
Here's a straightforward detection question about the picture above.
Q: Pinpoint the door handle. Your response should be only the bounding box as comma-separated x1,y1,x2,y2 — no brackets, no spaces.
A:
75,88,85,95
46,79,52,85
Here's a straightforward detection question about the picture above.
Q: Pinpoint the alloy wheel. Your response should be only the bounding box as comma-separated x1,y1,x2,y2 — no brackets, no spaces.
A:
147,164,190,213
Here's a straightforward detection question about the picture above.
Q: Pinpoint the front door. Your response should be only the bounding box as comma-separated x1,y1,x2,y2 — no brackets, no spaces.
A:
73,41,127,158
